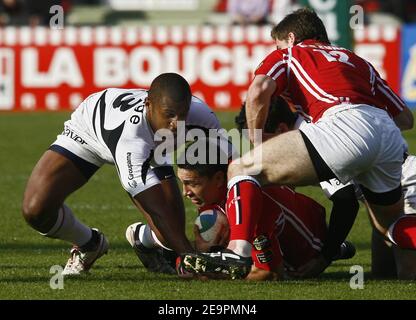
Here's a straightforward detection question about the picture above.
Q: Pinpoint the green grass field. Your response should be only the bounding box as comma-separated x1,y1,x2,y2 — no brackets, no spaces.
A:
1,111,416,300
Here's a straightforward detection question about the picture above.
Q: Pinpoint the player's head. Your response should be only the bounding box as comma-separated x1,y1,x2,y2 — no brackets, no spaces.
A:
177,137,231,208
271,8,330,49
147,73,192,133
235,96,297,134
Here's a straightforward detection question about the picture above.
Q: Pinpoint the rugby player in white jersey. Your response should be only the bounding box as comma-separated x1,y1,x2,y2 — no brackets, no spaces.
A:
320,158,416,280
22,73,221,275
369,154,416,279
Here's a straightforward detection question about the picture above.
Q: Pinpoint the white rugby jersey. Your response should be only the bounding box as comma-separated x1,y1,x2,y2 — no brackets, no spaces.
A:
402,155,416,214
65,88,221,196
321,155,416,215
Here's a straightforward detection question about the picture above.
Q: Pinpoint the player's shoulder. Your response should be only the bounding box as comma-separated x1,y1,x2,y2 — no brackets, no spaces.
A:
187,96,221,129
293,40,354,59
295,40,349,51
104,88,148,102
190,95,207,106
83,88,148,105
262,185,296,201
255,49,287,74
189,95,214,114
259,49,286,63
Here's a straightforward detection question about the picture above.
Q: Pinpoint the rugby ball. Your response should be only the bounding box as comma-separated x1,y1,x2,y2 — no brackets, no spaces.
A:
194,208,229,243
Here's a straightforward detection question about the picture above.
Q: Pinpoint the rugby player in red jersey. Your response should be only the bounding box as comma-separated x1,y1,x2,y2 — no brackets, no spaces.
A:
181,8,416,279
175,137,355,280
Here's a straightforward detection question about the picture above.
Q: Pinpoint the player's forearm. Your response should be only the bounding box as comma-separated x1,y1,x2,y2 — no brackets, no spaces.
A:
133,185,194,253
246,96,268,144
246,75,276,145
149,210,193,253
159,177,186,232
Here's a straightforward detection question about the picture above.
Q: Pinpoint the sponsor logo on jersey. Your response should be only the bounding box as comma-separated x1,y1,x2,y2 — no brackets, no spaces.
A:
112,93,142,112
130,115,141,124
126,152,134,180
62,127,87,145
128,180,138,189
255,250,273,264
253,235,271,251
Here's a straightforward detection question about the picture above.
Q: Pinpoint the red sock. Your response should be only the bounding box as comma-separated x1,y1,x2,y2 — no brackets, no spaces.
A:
226,177,263,244
389,215,416,249
251,196,283,271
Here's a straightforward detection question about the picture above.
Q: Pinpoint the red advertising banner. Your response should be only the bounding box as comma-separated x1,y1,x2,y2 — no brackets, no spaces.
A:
0,25,402,111
353,24,401,94
0,26,275,111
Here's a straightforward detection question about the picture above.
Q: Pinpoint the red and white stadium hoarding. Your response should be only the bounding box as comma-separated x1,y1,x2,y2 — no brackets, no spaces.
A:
354,24,401,95
0,26,274,111
0,25,401,111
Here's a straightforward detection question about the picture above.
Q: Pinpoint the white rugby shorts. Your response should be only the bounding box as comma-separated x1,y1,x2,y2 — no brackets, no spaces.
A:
51,104,109,168
51,126,106,168
300,104,407,193
402,155,416,214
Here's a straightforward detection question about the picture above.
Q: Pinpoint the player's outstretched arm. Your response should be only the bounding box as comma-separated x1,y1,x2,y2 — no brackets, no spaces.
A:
246,75,276,145
132,181,194,254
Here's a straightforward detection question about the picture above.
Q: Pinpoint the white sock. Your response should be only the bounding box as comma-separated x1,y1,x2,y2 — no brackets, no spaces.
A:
227,239,252,257
139,224,172,251
138,224,156,248
41,204,92,247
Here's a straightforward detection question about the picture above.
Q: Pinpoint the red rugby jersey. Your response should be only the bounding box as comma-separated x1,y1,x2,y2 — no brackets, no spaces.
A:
225,183,327,271
255,40,406,122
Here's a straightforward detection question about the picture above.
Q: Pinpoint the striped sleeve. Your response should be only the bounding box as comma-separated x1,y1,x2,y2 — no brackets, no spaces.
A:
254,50,288,95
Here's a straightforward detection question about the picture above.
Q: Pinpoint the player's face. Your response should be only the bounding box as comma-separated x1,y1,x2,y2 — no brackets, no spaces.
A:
177,168,226,208
275,38,290,50
148,101,189,134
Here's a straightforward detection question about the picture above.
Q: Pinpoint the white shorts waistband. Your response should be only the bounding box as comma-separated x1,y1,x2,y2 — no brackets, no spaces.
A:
320,104,388,119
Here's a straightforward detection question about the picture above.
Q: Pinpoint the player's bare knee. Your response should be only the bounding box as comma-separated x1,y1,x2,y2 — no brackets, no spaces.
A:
22,195,37,222
228,156,262,180
22,194,52,227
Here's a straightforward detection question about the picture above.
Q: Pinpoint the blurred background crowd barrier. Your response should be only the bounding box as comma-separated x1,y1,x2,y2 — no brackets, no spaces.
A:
0,0,415,111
